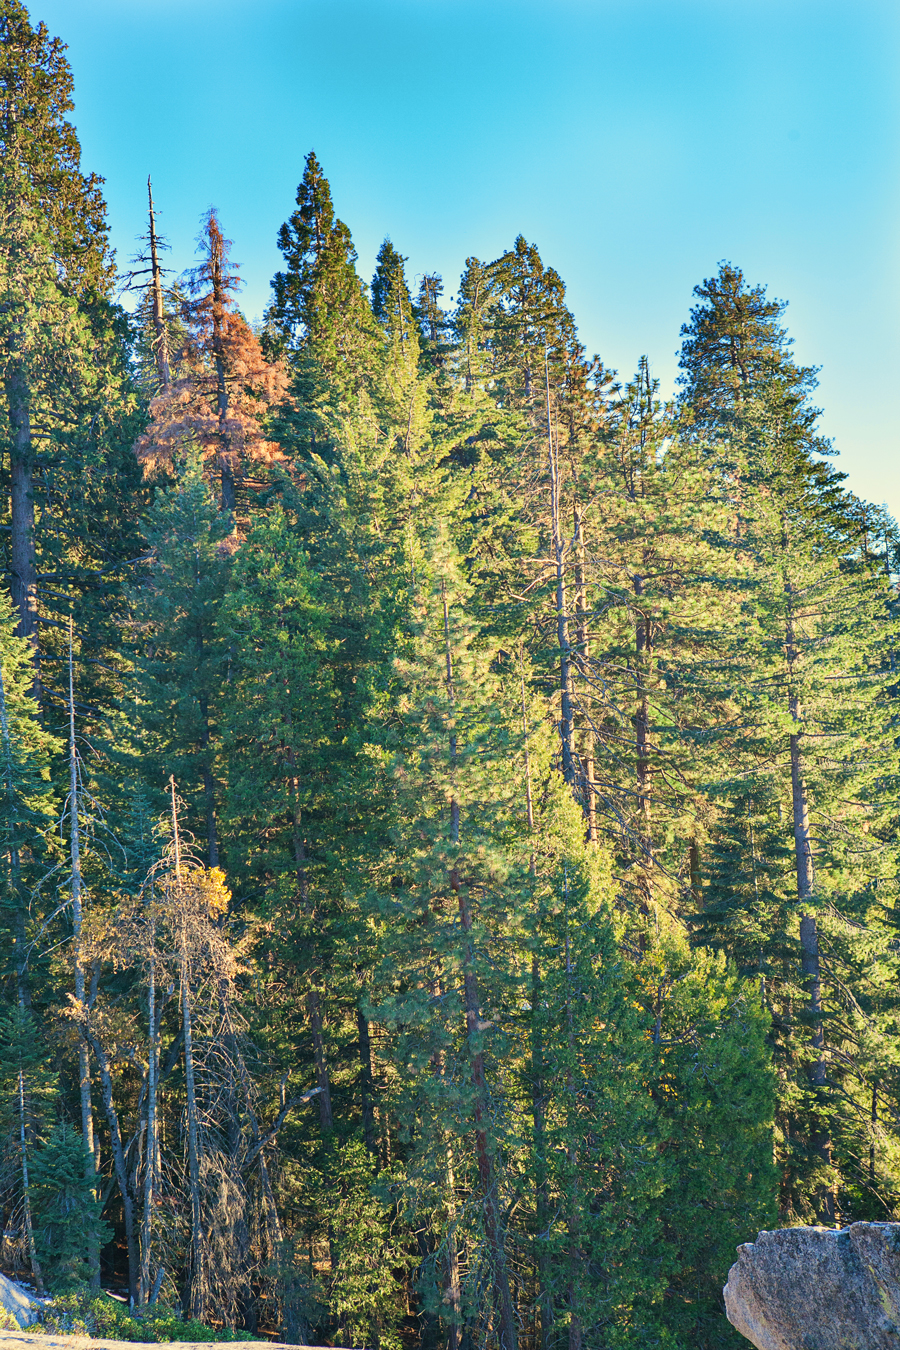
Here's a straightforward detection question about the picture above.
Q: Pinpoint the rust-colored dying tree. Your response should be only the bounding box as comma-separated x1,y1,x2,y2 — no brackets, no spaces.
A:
137,208,289,511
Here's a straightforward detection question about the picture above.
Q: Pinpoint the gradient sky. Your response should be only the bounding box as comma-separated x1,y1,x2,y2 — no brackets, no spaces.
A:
34,0,900,514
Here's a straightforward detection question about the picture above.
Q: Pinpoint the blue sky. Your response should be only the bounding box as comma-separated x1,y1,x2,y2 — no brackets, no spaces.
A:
37,0,900,514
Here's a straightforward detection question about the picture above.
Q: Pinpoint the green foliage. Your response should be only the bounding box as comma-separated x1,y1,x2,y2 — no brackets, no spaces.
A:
30,1123,111,1290
0,1004,57,1132
321,1138,408,1350
0,30,898,1348
639,941,778,1348
36,1290,254,1342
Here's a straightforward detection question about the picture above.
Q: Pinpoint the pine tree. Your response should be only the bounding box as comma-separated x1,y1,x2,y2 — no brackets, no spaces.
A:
265,152,379,463
0,1003,57,1290
30,1120,110,1290
137,209,289,513
128,451,230,865
364,532,523,1350
0,591,57,1000
679,263,900,1223
221,504,338,1136
0,0,116,666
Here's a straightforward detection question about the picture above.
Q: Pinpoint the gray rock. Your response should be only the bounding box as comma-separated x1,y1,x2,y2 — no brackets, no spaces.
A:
0,1272,38,1329
724,1222,900,1349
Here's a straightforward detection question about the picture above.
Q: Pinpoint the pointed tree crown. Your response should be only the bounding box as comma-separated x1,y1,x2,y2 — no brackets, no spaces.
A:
0,0,112,292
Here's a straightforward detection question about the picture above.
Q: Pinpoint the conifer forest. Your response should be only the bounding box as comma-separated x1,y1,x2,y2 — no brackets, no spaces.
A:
2,5,899,1349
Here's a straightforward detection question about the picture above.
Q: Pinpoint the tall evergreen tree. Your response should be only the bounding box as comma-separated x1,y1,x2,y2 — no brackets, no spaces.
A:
679,263,900,1223
127,452,230,865
0,0,118,665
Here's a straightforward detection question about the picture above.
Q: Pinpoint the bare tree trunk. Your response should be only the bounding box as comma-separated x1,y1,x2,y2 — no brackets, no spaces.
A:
444,1142,462,1350
207,229,234,512
68,620,100,1287
139,949,159,1304
171,778,206,1319
81,1021,140,1301
147,177,171,390
306,989,333,1131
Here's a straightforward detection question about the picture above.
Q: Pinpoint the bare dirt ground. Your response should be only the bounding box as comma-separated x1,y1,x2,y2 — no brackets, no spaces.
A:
0,1337,352,1350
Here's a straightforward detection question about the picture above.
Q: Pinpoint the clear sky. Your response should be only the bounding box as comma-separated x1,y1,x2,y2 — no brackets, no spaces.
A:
35,0,900,515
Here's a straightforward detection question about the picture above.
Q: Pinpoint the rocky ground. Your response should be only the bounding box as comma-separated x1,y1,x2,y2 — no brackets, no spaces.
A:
0,1337,349,1350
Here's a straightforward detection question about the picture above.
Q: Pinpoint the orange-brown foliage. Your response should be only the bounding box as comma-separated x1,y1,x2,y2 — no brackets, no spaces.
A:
136,209,292,497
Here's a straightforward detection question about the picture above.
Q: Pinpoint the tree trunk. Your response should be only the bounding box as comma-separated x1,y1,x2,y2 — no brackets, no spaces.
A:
531,953,552,1350
633,580,652,906
18,1060,44,1295
139,950,159,1304
181,933,206,1317
6,365,39,686
799,909,835,1222
573,504,596,842
564,894,582,1350
0,662,31,1011
68,621,100,1287
171,778,206,1319
147,177,172,390
289,762,334,1133
444,1142,462,1350
546,361,575,785
81,1021,140,1300
444,588,516,1350
689,839,702,907
198,690,219,867
786,591,834,1222
357,1008,377,1157
208,233,234,512
522,665,551,1349
455,879,518,1350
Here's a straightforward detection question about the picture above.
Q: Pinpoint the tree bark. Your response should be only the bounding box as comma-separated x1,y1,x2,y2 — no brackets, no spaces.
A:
357,1008,377,1157
786,589,834,1223
444,588,516,1350
68,620,100,1287
81,1020,140,1301
455,878,518,1350
170,778,206,1319
6,365,39,685
573,503,596,842
546,361,575,786
564,890,582,1350
208,228,234,512
288,756,334,1134
147,177,171,390
17,1059,44,1295
139,948,159,1304
198,690,219,867
634,579,653,906
531,953,552,1350
522,664,551,1349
